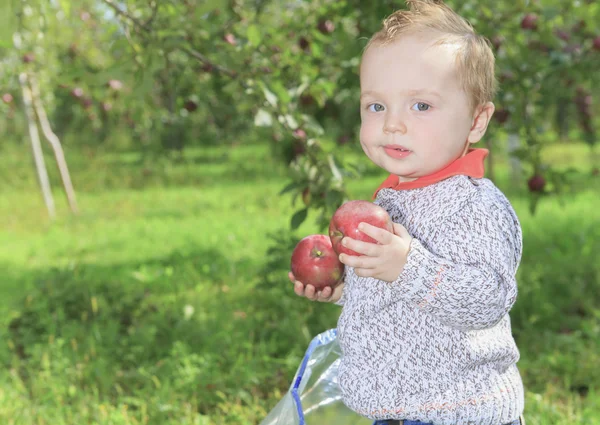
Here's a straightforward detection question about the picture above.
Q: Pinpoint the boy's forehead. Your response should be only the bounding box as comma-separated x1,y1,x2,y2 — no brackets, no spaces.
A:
360,37,461,93
362,33,458,69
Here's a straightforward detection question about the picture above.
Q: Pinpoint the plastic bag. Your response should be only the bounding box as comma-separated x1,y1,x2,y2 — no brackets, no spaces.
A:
259,328,373,425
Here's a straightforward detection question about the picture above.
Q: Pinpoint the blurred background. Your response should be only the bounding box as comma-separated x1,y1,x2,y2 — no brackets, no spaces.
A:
0,0,599,424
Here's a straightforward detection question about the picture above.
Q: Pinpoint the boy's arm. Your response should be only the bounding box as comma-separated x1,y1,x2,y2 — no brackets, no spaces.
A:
390,202,522,331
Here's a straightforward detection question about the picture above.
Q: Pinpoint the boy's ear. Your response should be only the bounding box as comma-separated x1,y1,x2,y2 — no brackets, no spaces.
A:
467,102,495,144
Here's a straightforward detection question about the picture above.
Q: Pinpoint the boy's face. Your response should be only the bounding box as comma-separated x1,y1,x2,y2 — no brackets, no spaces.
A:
359,33,480,182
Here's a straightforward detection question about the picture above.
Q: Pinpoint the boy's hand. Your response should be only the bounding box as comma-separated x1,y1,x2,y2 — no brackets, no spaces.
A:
338,222,412,282
288,271,344,303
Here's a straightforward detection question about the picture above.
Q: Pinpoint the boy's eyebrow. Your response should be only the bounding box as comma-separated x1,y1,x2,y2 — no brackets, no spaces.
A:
407,89,443,99
360,89,443,100
360,90,379,99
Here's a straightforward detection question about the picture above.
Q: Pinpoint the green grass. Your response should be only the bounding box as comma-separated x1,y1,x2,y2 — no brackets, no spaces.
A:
0,140,599,424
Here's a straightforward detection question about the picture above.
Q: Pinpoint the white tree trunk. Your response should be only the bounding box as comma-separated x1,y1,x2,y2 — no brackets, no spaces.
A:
29,75,79,215
19,73,56,220
507,133,522,186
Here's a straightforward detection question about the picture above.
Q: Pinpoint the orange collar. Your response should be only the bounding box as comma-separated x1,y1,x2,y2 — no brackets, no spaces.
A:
372,148,488,199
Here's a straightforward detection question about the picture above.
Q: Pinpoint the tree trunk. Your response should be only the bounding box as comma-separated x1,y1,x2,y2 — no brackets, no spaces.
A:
19,73,56,220
507,133,522,187
29,75,79,215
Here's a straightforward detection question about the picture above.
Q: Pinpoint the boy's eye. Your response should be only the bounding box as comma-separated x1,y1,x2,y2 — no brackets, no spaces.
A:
368,103,385,112
412,102,431,111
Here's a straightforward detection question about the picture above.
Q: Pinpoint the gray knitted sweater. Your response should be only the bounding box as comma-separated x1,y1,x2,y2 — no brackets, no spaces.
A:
336,174,524,425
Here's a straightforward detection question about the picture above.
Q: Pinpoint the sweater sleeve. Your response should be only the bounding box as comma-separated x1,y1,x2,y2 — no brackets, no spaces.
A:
390,200,522,331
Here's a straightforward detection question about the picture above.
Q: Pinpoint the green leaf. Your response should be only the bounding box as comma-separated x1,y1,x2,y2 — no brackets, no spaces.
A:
279,181,302,196
270,80,291,104
246,25,262,46
0,0,15,47
195,0,227,17
325,190,345,211
59,0,71,17
290,208,308,230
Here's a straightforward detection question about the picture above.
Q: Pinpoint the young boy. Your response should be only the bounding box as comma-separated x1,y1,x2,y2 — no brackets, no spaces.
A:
288,1,525,424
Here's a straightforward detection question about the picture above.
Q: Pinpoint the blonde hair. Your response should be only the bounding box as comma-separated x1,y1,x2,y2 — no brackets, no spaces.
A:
364,0,496,111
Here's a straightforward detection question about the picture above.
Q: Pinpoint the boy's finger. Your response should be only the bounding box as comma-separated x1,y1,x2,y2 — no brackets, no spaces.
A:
304,284,316,300
392,222,411,239
339,253,376,269
342,237,379,257
294,281,305,296
358,222,392,244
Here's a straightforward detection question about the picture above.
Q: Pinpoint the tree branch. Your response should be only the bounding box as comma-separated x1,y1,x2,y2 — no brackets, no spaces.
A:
180,47,238,80
101,0,148,32
100,0,240,82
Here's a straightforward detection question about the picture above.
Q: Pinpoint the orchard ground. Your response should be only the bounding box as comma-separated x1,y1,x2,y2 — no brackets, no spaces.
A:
0,140,599,424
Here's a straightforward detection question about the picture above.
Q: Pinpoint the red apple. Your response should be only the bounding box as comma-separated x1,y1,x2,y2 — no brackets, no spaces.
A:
223,33,237,46
491,35,504,51
299,94,315,107
298,37,310,51
555,29,570,42
293,128,307,140
337,134,350,145
184,100,198,112
494,108,510,124
71,87,84,99
521,14,538,31
593,36,600,51
527,174,546,193
2,93,13,104
292,139,305,157
107,79,123,91
290,234,344,289
329,200,393,256
318,19,335,34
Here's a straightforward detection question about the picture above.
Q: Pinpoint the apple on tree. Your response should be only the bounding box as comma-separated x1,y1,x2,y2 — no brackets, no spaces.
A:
521,14,538,30
527,174,546,193
290,234,344,290
223,33,237,46
329,200,393,256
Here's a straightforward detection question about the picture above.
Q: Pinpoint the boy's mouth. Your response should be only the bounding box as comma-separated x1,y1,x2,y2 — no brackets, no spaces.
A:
384,144,410,152
383,144,412,159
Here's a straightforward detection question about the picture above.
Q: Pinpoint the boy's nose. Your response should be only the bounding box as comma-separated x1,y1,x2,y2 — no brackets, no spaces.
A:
383,114,407,134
